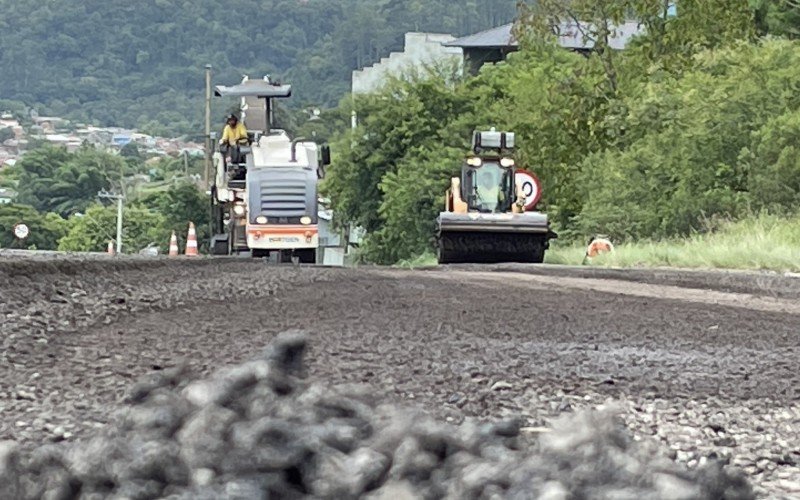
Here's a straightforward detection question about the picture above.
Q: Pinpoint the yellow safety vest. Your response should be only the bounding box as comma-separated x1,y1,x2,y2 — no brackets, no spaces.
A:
221,122,248,145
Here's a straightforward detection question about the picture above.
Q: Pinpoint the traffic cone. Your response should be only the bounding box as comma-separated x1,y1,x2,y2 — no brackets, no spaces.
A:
185,222,198,256
169,231,179,257
107,240,115,255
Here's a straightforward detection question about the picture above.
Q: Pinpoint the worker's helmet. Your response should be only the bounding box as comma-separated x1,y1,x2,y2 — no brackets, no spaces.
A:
226,113,239,124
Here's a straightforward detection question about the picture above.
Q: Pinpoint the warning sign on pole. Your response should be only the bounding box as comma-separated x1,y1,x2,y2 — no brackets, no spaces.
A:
13,223,29,240
515,170,542,211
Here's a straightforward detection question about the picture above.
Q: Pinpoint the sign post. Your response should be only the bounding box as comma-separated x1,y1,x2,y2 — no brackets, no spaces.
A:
204,64,212,191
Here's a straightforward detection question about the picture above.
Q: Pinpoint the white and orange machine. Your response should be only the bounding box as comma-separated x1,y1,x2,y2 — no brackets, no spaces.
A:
210,76,330,262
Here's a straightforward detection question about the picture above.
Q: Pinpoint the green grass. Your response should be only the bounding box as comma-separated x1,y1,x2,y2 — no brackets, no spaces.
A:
394,251,438,269
392,215,800,273
546,214,800,273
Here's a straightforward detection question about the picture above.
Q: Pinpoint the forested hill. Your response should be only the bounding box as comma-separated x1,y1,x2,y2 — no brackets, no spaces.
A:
0,0,516,136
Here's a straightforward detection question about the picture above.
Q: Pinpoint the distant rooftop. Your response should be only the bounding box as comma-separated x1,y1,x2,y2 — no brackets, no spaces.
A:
445,20,644,51
33,116,66,123
557,20,644,50
444,24,516,49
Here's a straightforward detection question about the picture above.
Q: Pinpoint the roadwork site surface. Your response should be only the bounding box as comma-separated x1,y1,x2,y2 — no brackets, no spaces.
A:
0,258,798,498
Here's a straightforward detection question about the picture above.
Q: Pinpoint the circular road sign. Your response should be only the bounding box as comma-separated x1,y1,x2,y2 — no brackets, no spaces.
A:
515,170,542,211
13,223,30,240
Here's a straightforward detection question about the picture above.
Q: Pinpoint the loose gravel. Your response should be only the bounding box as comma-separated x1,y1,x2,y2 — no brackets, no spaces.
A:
1,332,754,500
0,258,798,498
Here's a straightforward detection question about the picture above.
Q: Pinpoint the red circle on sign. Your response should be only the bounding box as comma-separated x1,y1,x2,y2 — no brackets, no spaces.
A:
515,170,542,211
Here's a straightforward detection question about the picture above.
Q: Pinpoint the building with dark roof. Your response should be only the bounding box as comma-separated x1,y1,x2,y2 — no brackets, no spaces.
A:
445,20,646,75
443,24,518,75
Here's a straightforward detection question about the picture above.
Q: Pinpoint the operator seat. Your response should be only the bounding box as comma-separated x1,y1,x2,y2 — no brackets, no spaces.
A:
229,132,257,177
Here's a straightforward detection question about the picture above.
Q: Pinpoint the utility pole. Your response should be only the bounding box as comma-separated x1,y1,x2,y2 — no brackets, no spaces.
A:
204,64,212,190
350,94,358,149
98,190,124,254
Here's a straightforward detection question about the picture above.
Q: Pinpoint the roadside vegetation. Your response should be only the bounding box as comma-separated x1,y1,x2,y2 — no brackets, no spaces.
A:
0,145,209,253
323,0,800,268
547,215,800,273
392,216,800,273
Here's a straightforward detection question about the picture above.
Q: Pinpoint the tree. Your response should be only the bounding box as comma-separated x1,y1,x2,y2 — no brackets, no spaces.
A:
0,127,14,143
120,142,147,175
576,39,800,240
364,146,464,263
323,63,468,237
120,142,142,159
751,0,800,38
742,107,800,214
11,145,125,218
0,99,29,122
11,146,71,212
322,0,787,262
136,182,210,253
0,0,518,135
58,203,166,253
0,204,67,250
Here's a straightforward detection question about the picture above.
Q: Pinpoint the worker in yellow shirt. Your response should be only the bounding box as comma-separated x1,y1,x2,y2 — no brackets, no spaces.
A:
219,114,249,164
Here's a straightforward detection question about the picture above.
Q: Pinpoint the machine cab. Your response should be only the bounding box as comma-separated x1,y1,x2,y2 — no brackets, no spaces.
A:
461,159,516,214
460,130,517,214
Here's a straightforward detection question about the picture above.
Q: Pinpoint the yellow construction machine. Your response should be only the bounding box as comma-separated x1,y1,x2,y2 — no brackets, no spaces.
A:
436,130,557,264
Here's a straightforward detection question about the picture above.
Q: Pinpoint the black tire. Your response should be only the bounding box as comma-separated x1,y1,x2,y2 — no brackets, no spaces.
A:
252,249,269,259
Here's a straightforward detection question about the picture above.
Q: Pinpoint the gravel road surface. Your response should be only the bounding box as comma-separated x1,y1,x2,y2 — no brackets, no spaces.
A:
0,258,798,498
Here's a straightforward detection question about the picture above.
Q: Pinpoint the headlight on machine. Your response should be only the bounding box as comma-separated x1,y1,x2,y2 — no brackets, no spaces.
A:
500,157,515,167
466,157,482,167
233,204,246,216
300,216,312,225
255,216,267,224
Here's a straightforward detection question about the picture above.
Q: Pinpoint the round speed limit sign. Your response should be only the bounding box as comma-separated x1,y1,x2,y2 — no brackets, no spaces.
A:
13,223,30,240
515,170,542,211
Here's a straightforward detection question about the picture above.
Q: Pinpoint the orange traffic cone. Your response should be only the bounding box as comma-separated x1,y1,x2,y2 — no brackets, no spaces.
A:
169,231,179,256
185,222,198,256
107,240,115,255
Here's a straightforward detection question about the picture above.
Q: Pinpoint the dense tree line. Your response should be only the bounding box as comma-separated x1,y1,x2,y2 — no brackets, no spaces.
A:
0,204,68,250
57,182,210,254
0,0,517,135
323,0,800,263
0,145,209,253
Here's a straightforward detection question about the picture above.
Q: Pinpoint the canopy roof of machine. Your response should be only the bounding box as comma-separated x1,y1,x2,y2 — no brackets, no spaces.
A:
214,80,292,98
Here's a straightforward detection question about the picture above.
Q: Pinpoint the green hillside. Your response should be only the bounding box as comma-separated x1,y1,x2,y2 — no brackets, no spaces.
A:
0,0,517,136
